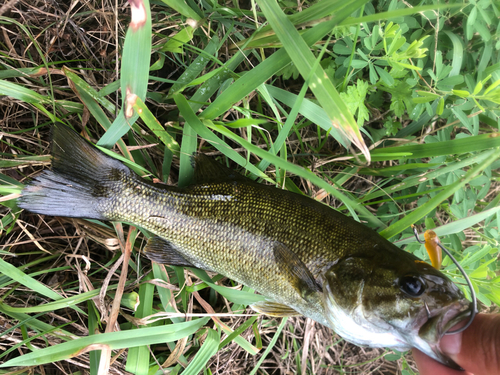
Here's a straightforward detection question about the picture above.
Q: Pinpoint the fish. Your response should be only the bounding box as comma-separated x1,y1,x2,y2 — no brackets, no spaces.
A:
18,124,472,369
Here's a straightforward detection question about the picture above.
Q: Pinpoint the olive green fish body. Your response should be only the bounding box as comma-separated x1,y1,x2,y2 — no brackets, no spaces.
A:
99,172,339,325
96,163,427,327
18,125,473,369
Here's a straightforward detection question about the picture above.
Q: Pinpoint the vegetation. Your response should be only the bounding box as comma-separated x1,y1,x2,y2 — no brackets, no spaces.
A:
1,0,499,374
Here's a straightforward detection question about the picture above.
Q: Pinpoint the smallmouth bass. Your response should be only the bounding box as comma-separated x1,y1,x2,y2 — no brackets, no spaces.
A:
18,125,472,369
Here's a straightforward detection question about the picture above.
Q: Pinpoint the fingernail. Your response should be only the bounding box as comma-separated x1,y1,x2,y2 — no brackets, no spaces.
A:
440,331,462,357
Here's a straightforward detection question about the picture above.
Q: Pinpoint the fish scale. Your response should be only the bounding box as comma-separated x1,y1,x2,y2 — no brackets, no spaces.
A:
99,169,330,323
18,124,472,369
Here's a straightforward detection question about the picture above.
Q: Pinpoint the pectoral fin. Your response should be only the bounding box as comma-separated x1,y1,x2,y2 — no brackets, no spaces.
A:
250,301,302,317
273,242,320,301
143,236,195,268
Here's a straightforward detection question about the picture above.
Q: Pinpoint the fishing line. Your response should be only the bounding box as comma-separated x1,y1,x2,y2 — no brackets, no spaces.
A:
412,226,477,335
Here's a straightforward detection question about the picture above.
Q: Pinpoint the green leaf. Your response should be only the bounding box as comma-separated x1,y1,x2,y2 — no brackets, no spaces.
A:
416,90,440,99
451,107,473,133
161,25,195,53
388,35,406,56
375,66,395,86
443,31,463,77
437,75,465,91
452,89,470,98
436,97,445,115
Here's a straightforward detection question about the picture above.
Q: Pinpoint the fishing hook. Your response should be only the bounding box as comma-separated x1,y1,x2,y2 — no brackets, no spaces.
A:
412,226,477,335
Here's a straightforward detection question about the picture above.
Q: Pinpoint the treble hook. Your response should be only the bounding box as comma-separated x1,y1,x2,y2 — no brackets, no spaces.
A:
412,226,477,335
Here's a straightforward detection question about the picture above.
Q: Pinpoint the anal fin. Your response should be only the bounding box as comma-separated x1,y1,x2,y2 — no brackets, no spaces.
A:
143,236,195,268
250,301,302,317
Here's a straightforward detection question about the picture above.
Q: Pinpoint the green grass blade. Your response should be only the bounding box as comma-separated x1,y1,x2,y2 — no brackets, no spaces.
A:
396,205,500,246
0,304,77,340
173,92,273,182
169,36,220,94
159,0,202,20
240,3,461,50
340,3,464,26
0,79,49,104
361,132,500,162
0,286,105,314
205,121,385,227
219,315,259,350
0,258,84,315
443,30,464,77
253,0,372,160
236,0,352,49
179,122,198,187
379,147,500,239
266,85,349,148
248,317,288,375
64,68,116,113
64,83,132,159
0,318,210,368
98,0,152,147
205,281,266,305
132,97,180,155
201,0,365,121
87,301,101,374
126,273,155,374
359,150,494,202
181,328,220,375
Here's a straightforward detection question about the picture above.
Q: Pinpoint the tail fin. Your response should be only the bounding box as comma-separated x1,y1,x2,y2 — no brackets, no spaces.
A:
18,125,129,220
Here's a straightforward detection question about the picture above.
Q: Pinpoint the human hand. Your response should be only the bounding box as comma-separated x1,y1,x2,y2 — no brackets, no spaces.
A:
413,313,500,375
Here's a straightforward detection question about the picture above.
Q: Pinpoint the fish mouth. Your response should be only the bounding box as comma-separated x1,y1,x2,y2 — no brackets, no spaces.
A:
417,299,472,370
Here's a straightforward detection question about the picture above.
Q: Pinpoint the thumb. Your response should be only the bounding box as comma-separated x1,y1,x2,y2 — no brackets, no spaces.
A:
440,313,500,375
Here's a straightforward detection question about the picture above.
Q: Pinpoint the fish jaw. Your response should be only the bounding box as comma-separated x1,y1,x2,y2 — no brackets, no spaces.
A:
323,280,413,351
323,277,473,369
413,299,472,369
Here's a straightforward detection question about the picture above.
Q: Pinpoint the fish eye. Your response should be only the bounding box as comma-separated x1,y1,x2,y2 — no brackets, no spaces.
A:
399,275,425,297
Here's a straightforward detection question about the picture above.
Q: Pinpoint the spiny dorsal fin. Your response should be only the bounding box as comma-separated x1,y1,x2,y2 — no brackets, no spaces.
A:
250,301,302,317
273,242,321,301
191,154,253,184
143,236,195,268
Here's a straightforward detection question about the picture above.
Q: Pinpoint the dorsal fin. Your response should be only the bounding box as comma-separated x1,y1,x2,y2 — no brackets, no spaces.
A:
191,154,254,184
